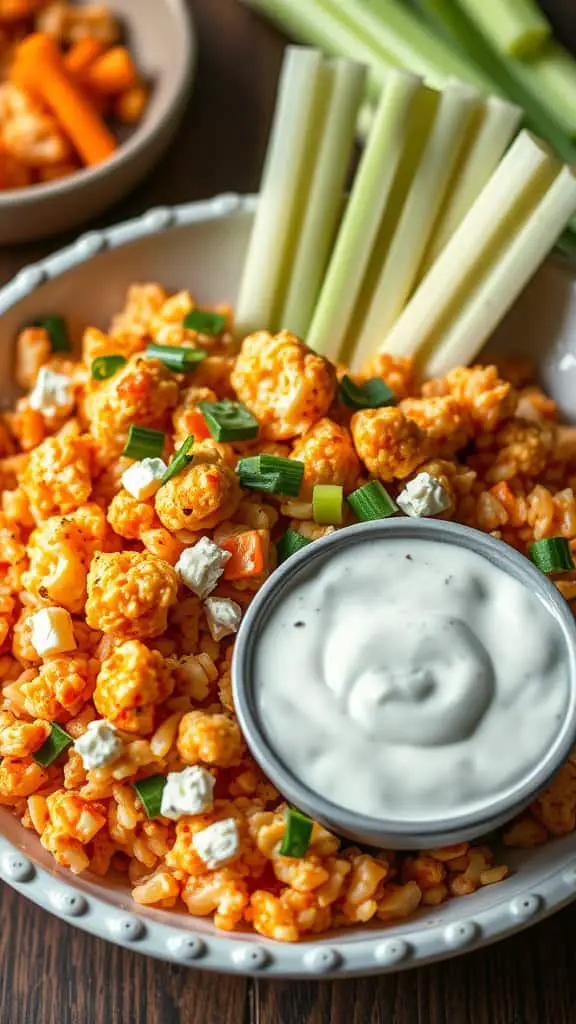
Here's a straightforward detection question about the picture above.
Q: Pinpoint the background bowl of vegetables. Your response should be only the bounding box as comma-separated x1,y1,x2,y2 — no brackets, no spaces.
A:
1,193,576,977
0,0,195,244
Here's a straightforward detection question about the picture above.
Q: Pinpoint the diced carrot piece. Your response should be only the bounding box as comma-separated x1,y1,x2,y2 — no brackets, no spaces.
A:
64,37,105,76
114,83,148,124
84,46,137,95
182,408,211,441
221,531,266,580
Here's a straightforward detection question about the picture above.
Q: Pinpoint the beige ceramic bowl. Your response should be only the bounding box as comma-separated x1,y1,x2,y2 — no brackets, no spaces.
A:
0,0,195,244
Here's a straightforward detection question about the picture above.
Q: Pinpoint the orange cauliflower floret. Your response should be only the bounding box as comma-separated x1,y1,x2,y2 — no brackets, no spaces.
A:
290,418,361,499
358,353,417,401
475,420,555,484
19,433,93,521
20,654,97,721
86,551,178,638
81,326,144,365
181,869,249,930
351,407,429,482
0,711,50,757
46,790,106,844
86,355,178,456
22,503,114,613
172,385,217,444
422,365,517,432
155,451,241,532
0,757,48,800
107,490,156,540
109,282,167,339
177,710,245,768
93,639,175,734
401,396,473,457
231,331,337,440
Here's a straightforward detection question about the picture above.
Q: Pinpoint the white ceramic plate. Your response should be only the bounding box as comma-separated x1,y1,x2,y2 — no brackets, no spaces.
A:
1,194,576,978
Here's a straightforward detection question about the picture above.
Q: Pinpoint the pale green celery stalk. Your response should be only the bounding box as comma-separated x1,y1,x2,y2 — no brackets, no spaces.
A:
306,69,422,361
341,84,439,364
420,95,523,274
339,0,491,92
351,81,479,371
380,132,556,359
243,0,392,103
424,165,576,377
416,0,576,164
278,60,366,338
235,48,327,337
522,43,576,138
455,0,549,58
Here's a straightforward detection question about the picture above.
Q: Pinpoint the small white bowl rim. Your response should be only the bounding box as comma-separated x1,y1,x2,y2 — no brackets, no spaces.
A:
0,0,194,206
232,517,576,844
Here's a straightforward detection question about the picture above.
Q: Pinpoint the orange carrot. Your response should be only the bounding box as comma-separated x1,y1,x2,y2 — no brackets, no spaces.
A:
64,37,105,77
84,46,137,95
221,532,266,580
11,33,116,167
182,408,212,441
114,84,148,124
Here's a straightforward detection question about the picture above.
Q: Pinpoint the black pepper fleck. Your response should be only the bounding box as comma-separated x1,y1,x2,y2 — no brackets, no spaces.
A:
293,621,306,628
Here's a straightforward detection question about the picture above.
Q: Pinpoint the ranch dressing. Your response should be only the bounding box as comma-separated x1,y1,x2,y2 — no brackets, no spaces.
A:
255,537,570,823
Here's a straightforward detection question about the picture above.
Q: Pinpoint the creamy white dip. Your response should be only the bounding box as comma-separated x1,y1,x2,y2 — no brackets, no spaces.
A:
255,537,570,823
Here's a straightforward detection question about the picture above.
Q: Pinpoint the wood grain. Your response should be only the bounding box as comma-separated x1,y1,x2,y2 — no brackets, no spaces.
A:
1,1,576,1021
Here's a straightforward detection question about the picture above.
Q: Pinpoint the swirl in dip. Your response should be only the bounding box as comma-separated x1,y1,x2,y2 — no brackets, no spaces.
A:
255,536,570,823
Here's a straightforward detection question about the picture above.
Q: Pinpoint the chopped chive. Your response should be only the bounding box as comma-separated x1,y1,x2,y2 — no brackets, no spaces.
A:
133,775,167,818
339,375,397,410
529,537,574,575
122,425,165,460
91,355,126,381
277,529,311,564
312,484,343,525
198,400,259,442
161,435,195,485
183,310,226,336
29,315,71,353
145,343,207,372
348,481,399,521
237,455,304,498
33,723,72,767
279,808,314,858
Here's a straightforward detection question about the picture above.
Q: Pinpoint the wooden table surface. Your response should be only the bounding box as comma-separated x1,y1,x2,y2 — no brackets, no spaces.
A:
1,1,576,1021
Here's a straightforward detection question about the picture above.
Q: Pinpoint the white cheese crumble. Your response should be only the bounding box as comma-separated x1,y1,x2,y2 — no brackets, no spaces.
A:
397,472,451,518
121,457,168,500
160,765,215,820
176,537,231,599
74,720,122,770
28,367,74,415
29,607,76,657
204,597,242,641
192,817,240,868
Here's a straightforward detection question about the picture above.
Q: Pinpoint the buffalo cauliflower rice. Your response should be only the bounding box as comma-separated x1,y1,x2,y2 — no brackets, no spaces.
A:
0,283,574,942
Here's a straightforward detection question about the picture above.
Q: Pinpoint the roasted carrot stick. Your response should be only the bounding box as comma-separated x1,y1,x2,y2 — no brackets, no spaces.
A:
84,46,137,95
221,531,266,580
11,33,116,166
64,37,105,77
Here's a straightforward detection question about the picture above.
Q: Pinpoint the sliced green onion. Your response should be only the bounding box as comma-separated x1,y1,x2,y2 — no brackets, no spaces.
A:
183,310,226,336
133,775,167,819
279,808,314,858
122,425,165,461
237,455,304,498
29,315,71,353
348,481,398,520
313,484,343,524
277,528,312,564
91,355,126,381
161,435,195,485
198,400,259,442
145,343,207,372
33,723,72,767
529,538,574,575
339,375,397,410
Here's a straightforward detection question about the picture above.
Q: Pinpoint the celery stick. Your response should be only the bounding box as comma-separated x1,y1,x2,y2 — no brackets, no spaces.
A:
417,0,576,165
351,81,479,370
279,60,366,338
420,95,522,273
235,48,327,337
307,69,422,361
523,43,576,139
424,165,576,377
455,0,549,59
380,132,556,359
339,0,491,92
